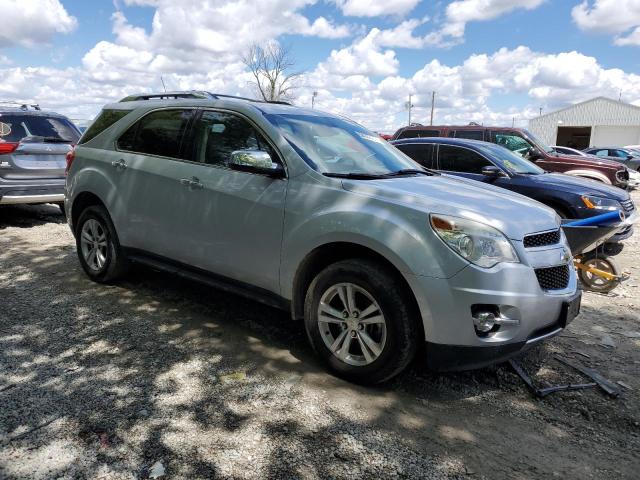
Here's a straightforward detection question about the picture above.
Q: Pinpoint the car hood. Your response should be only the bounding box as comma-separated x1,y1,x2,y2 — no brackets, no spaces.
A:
548,153,623,169
523,173,630,201
341,174,559,241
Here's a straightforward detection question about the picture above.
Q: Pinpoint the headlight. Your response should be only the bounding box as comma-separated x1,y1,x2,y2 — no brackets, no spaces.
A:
430,214,519,268
581,195,621,211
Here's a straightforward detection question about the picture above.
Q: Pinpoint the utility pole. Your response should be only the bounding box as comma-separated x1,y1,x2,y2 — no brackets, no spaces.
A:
512,117,515,127
430,91,436,126
405,94,413,125
539,107,543,116
160,76,167,92
311,91,318,109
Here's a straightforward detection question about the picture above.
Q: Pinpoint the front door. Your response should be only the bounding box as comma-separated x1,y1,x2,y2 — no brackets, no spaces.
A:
177,109,287,294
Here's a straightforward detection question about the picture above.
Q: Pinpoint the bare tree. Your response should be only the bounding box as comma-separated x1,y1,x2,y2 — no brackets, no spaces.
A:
242,43,302,102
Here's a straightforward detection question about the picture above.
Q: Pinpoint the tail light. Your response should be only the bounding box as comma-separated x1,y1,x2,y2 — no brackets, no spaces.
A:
0,142,19,154
65,146,76,174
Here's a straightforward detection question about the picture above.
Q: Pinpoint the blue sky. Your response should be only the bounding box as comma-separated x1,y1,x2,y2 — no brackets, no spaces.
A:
1,0,639,131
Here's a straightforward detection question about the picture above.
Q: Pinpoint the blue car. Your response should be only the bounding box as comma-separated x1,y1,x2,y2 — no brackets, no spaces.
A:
391,137,636,242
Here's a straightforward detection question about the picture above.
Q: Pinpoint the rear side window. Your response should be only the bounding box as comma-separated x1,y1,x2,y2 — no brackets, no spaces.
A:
452,130,484,141
593,149,609,157
0,114,80,143
80,109,131,144
395,143,435,168
117,109,194,159
439,145,491,174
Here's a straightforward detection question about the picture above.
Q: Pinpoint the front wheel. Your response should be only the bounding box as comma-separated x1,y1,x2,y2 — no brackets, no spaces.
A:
75,205,129,283
304,259,420,384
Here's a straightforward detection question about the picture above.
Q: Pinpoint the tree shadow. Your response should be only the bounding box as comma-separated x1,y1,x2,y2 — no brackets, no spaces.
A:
1,230,638,479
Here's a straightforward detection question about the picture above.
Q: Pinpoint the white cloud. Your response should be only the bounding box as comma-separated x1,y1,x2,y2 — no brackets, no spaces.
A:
0,0,77,48
333,0,421,17
572,0,640,46
427,0,546,47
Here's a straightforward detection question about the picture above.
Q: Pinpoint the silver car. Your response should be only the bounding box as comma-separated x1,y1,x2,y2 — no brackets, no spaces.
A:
65,92,581,383
0,105,79,210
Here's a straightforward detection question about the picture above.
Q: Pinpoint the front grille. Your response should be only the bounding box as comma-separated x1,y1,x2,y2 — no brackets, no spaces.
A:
535,265,570,291
621,198,635,214
523,229,561,248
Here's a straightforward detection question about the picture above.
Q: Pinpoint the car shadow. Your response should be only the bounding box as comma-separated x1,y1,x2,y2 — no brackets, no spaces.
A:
0,203,65,229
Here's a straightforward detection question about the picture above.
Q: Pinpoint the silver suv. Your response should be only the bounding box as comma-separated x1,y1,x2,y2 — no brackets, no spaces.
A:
0,104,79,210
65,91,581,383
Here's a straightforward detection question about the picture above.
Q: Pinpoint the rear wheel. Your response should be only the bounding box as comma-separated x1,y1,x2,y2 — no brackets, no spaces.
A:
304,259,420,384
75,205,129,283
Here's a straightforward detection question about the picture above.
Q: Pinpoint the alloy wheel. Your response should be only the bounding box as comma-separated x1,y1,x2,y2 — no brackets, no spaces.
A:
80,219,108,272
317,282,387,366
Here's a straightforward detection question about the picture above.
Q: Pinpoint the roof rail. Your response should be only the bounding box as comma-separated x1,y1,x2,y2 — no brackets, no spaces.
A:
0,101,41,111
119,90,291,105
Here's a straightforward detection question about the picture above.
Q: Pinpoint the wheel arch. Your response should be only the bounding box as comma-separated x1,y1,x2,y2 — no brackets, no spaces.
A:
564,169,612,185
71,191,107,233
290,241,424,337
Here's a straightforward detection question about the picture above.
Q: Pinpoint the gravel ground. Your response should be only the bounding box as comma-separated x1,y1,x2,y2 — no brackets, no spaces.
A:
1,193,639,479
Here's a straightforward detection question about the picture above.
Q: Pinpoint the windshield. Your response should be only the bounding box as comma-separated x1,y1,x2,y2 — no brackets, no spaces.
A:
481,144,544,174
264,113,421,175
522,129,554,153
0,114,80,144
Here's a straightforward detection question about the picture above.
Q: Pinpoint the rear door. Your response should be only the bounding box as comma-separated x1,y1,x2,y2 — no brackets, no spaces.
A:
0,113,79,181
111,108,197,259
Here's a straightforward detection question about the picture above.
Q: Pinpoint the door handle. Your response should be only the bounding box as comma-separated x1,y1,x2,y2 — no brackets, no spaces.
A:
180,176,203,190
111,159,127,170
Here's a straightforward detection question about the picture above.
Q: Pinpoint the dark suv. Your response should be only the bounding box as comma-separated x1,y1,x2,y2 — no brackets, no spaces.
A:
0,104,80,210
392,125,629,189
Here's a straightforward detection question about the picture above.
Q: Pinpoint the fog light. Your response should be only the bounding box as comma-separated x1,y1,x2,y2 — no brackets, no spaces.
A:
473,311,496,333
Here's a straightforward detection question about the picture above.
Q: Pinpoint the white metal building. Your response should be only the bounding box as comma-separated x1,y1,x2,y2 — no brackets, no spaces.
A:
528,97,640,149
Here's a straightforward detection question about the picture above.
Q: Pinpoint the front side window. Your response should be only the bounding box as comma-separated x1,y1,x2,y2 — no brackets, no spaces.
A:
117,109,194,159
188,111,275,167
439,145,492,174
491,132,534,156
612,149,630,158
265,113,420,175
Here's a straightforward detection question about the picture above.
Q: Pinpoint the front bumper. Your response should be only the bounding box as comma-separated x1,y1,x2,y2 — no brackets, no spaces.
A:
424,289,581,371
405,241,579,371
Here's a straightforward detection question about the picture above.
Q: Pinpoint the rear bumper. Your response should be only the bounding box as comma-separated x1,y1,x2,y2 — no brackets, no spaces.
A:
0,181,64,205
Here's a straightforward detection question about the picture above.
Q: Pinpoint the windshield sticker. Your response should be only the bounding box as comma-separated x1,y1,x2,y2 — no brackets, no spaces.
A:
0,122,11,136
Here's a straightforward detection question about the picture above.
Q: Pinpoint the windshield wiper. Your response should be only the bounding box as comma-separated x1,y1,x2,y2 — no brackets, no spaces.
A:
385,168,434,177
323,172,388,179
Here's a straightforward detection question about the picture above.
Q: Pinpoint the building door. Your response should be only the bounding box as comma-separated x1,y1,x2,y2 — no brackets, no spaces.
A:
556,126,591,149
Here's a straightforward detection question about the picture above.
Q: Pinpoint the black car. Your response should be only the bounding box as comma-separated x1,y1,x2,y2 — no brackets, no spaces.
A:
391,137,635,242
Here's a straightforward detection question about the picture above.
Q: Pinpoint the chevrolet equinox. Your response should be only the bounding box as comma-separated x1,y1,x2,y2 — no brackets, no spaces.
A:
65,91,581,384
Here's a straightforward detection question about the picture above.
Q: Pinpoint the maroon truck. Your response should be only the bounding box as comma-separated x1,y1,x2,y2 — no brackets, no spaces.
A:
392,125,629,189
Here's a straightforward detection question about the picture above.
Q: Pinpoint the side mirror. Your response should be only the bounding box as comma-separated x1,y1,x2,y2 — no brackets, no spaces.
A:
229,150,285,178
527,147,543,160
627,155,634,160
481,165,504,177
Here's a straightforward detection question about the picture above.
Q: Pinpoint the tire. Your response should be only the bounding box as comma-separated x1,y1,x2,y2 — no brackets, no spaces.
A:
75,205,129,283
304,259,420,384
577,253,620,293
